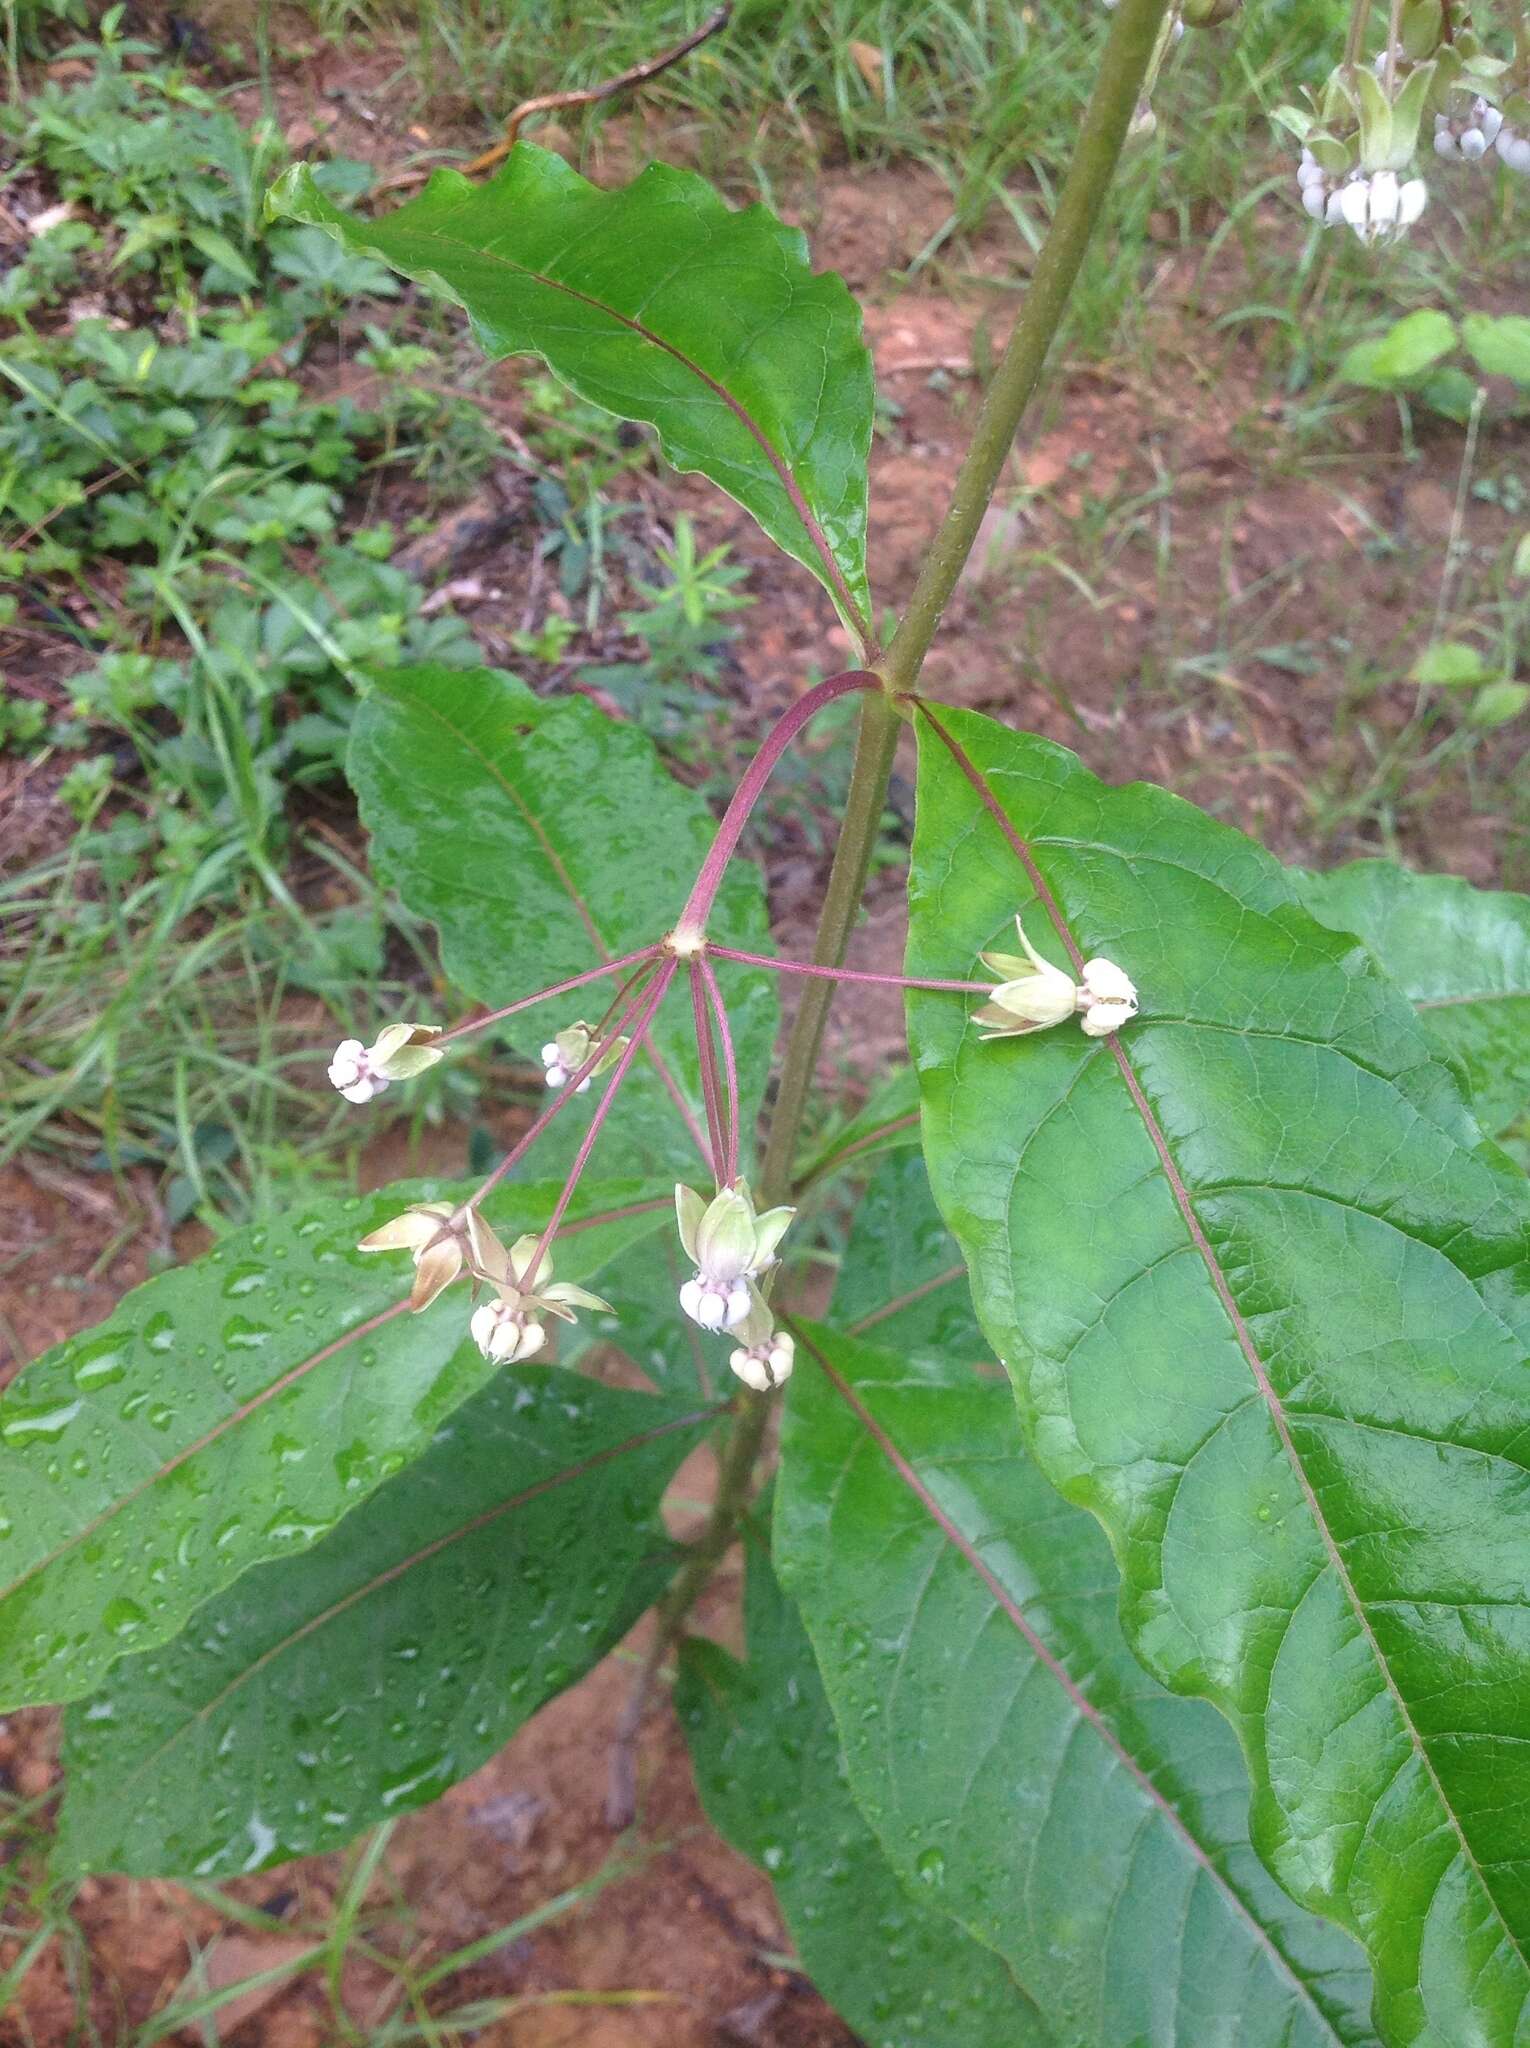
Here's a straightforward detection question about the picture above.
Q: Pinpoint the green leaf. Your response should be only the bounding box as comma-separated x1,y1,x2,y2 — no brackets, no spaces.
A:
775,1323,1377,2048
1409,640,1490,688
1471,680,1530,726
565,1235,715,1399
679,1523,1050,2047
794,1062,922,1191
1337,310,1456,390
268,151,873,631
1416,366,1480,424
1297,858,1530,1142
831,1149,983,1363
0,1176,659,1712
57,1370,709,1876
1462,312,1530,385
906,707,1530,2044
347,665,777,1178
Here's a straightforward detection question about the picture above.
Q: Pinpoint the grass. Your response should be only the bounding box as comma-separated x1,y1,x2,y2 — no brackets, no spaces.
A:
0,1782,672,2044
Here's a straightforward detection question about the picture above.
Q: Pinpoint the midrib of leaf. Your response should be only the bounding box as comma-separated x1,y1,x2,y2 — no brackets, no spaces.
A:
0,1299,412,1609
397,686,707,1157
99,1403,716,1796
922,708,1529,1978
400,224,869,641
793,1324,1347,2041
1417,991,1529,1009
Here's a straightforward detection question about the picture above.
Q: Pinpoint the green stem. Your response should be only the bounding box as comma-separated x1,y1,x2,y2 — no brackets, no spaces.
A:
757,688,902,1206
607,0,1173,1819
882,0,1172,700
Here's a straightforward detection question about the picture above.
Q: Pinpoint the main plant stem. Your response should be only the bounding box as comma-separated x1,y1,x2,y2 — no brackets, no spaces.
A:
609,0,1171,1822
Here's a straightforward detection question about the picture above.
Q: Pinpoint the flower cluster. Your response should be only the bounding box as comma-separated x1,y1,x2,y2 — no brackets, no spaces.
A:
973,916,1139,1042
359,1200,610,1364
672,1180,798,1388
1280,9,1530,249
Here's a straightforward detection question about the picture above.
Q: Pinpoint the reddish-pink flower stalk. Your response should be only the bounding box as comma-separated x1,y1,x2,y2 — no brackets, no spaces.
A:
689,961,728,1183
523,961,677,1281
698,955,740,1186
432,947,663,1047
460,962,664,1215
673,670,879,942
705,943,989,994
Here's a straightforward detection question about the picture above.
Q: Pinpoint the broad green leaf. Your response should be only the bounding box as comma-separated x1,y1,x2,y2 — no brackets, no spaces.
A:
775,1325,1377,2048
831,1149,983,1364
1462,312,1530,385
565,1235,716,1400
348,665,777,1179
1337,310,1456,390
679,1524,1049,2047
57,1370,709,1876
268,151,873,630
0,1176,660,1712
795,1062,922,1191
906,708,1530,2044
1297,858,1530,1145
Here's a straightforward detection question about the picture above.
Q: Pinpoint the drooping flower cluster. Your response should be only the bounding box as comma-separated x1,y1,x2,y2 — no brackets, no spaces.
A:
671,1179,798,1390
468,1234,612,1364
358,1200,609,1364
973,916,1139,1042
674,1181,794,1333
328,1022,443,1103
1280,7,1530,249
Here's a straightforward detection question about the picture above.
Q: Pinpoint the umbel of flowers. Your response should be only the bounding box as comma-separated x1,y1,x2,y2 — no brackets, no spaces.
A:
324,680,1141,1396
1277,0,1530,244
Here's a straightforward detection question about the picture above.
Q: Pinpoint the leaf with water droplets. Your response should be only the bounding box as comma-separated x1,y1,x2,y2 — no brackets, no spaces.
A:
348,664,778,1179
57,1370,709,1876
0,1177,664,1711
679,1525,1050,2046
776,1320,1379,2047
906,708,1530,2042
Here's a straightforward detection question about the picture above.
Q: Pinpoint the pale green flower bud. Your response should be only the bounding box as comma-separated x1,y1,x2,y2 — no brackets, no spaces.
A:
973,915,1079,1041
540,1021,629,1093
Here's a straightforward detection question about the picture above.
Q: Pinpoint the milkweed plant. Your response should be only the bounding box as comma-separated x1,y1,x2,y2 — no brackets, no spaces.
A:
7,3,1530,2041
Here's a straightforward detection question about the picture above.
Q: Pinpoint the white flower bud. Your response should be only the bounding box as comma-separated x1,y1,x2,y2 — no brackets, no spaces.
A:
540,1021,626,1095
680,1274,751,1332
1081,998,1139,1039
1498,126,1530,174
470,1300,547,1364
1079,957,1138,1010
729,1328,795,1393
1438,98,1503,161
1335,169,1427,244
328,1039,386,1103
